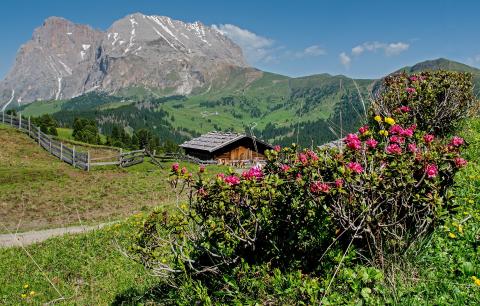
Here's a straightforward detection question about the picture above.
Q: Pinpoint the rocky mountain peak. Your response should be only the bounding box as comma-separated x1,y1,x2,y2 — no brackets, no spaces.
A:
0,13,250,108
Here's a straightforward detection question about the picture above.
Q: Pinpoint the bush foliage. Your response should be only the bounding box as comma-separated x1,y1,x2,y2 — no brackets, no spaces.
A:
132,71,474,303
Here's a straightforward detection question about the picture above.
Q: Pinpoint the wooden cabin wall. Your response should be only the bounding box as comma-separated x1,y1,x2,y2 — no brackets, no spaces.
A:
214,146,265,162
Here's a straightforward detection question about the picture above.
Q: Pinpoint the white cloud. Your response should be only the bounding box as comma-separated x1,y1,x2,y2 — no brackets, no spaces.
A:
384,42,409,56
339,52,351,68
467,54,480,64
295,45,326,58
351,45,364,56
351,41,409,57
212,24,327,65
212,24,275,64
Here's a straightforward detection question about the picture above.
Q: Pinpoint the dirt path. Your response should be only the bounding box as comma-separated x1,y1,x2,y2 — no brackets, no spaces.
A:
0,223,110,248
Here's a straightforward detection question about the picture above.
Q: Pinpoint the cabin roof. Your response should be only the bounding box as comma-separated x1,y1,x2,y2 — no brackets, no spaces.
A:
180,131,273,153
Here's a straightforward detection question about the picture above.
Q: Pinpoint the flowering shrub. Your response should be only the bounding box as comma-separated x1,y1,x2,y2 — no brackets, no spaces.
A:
371,71,474,136
132,71,472,300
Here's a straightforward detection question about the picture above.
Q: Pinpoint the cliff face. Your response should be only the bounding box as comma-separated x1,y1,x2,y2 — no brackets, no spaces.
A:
0,13,248,108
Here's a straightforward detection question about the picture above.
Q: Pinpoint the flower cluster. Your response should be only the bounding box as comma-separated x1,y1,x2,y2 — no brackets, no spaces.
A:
242,166,264,180
310,181,330,194
344,133,362,150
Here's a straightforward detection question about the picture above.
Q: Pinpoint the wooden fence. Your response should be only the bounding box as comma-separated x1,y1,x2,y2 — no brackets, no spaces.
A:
1,111,147,171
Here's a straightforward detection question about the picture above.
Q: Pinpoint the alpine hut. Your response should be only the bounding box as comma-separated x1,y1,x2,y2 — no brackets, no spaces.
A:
179,132,273,165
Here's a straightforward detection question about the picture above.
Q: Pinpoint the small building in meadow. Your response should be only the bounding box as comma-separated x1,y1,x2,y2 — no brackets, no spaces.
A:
180,132,273,165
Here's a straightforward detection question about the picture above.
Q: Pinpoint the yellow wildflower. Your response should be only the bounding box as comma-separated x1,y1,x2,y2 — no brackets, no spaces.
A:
23,284,29,289
30,291,35,296
472,276,480,287
379,130,389,137
457,224,464,234
374,115,382,122
448,232,456,239
21,294,27,299
384,117,396,125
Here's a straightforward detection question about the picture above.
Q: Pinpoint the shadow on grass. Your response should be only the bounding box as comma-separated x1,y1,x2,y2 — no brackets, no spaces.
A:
111,284,174,306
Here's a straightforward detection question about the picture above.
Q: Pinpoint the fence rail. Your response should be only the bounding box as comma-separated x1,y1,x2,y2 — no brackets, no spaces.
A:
1,111,148,171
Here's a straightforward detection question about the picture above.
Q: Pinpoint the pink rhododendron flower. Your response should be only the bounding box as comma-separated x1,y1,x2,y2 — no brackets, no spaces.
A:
172,163,179,172
408,143,417,153
406,87,416,94
274,145,281,152
197,187,207,197
358,125,369,135
450,136,464,147
296,173,302,180
410,76,418,81
423,134,435,143
217,173,225,180
399,105,411,112
310,181,330,194
389,136,405,144
401,127,414,137
344,133,362,150
386,144,402,155
225,175,240,186
199,165,205,173
242,166,263,180
347,162,364,174
280,164,291,172
425,164,438,178
389,124,404,135
365,138,378,149
181,167,187,174
307,150,319,161
298,153,308,165
454,157,467,168
335,179,344,188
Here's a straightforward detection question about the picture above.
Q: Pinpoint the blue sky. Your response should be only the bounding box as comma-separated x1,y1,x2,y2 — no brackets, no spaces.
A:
1,0,479,79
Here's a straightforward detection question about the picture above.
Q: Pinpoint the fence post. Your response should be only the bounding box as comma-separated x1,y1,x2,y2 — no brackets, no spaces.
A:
18,113,22,129
2,111,4,124
49,138,52,153
10,113,12,127
37,126,41,145
87,151,90,171
28,117,31,136
72,146,76,168
60,143,63,160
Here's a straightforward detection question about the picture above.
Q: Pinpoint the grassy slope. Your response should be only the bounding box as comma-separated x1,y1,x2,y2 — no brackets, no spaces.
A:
18,71,373,140
0,118,478,304
18,99,67,117
0,124,223,233
386,118,480,304
56,127,108,144
159,72,372,135
0,219,157,305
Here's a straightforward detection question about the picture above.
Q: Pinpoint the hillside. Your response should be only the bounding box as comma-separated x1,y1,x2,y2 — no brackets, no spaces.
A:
396,58,480,95
17,58,479,148
18,71,374,147
0,124,222,233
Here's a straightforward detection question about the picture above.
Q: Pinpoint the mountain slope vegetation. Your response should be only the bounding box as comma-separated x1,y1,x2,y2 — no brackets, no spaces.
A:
15,58,479,148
